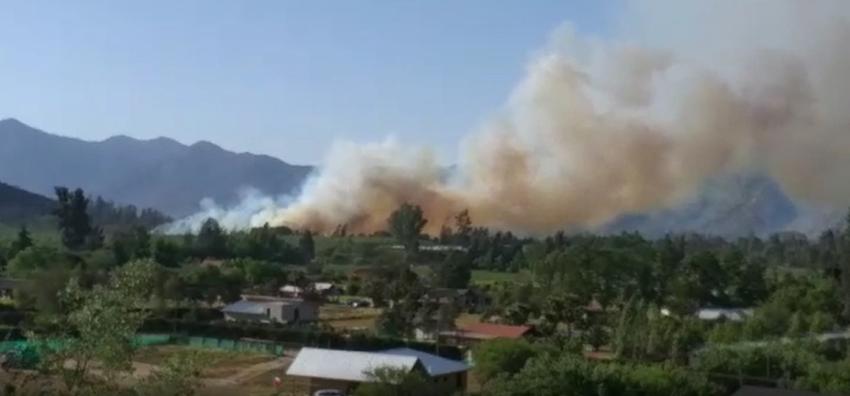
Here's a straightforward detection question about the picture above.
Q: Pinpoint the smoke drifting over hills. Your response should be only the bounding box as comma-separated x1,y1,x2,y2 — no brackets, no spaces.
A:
169,1,850,235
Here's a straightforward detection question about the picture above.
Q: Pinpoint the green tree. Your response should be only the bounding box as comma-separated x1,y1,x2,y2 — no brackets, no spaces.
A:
153,238,182,268
584,320,609,352
7,245,67,278
655,235,685,305
808,311,836,333
388,203,427,254
453,209,472,246
195,218,228,258
786,312,807,337
112,226,152,264
8,225,33,259
473,338,539,382
53,187,96,250
34,260,158,395
299,230,316,263
435,251,471,289
178,264,244,304
377,299,419,338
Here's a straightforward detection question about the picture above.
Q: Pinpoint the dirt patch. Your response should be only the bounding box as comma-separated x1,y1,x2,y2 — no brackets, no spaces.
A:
134,345,275,378
319,304,381,332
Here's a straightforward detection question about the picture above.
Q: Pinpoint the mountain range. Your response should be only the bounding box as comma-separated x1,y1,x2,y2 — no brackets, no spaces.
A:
0,118,313,217
0,117,832,237
603,173,802,238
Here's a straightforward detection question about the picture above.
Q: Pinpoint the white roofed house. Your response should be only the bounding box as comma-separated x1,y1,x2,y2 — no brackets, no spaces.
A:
696,308,754,322
311,282,339,296
285,347,469,394
280,284,304,298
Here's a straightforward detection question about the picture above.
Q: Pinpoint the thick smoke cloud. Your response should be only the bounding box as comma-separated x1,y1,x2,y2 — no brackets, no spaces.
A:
169,0,850,235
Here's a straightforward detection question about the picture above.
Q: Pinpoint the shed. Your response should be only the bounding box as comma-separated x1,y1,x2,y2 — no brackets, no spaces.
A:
221,296,317,324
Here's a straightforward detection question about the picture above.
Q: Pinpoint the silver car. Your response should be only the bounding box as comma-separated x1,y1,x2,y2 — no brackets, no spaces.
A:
314,390,345,396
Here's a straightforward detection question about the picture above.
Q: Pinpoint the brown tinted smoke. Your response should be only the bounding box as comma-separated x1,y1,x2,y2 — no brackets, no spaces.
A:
171,2,849,235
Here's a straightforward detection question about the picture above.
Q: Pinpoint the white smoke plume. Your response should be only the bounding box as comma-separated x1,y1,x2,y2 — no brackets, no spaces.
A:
169,0,850,235
163,188,296,233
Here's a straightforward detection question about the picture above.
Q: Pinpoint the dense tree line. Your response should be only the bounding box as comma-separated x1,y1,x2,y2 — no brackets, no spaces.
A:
89,195,171,230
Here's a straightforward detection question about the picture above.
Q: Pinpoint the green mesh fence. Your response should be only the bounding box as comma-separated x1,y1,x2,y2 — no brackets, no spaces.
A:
180,335,285,355
134,333,174,347
0,333,287,370
0,340,44,368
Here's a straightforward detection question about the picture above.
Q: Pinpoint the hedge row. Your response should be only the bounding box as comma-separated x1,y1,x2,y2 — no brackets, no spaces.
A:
140,318,463,359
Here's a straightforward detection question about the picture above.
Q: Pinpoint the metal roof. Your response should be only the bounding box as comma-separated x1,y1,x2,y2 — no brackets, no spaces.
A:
380,348,469,376
286,348,419,382
221,300,267,315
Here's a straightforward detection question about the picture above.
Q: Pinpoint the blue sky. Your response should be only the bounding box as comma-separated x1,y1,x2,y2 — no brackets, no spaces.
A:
0,1,619,164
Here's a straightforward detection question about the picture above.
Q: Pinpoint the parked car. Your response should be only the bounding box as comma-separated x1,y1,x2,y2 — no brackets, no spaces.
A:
314,390,345,396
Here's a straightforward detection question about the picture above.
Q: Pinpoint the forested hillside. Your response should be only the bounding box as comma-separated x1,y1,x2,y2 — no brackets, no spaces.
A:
0,181,54,224
0,118,313,217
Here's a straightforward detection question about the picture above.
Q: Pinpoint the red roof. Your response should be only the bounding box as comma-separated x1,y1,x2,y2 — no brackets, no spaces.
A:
456,323,532,339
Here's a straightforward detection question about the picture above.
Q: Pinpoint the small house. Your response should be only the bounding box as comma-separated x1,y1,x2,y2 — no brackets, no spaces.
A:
280,285,304,298
312,282,339,296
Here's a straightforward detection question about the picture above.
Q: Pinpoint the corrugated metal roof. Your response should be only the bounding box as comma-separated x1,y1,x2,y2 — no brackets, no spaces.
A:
221,300,267,315
286,348,419,382
380,348,469,376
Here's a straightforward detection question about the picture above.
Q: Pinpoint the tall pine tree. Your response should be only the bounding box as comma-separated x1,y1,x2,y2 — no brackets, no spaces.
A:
54,187,95,250
299,230,315,263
